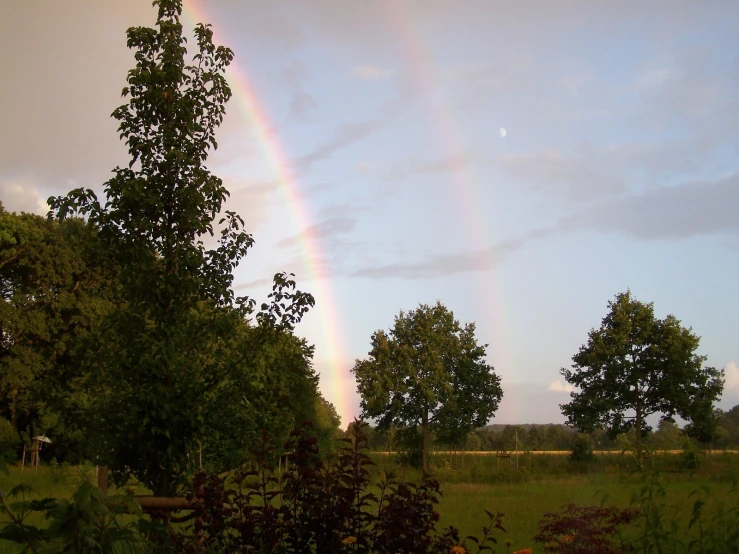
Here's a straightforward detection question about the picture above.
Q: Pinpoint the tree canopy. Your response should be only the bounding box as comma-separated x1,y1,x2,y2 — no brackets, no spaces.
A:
47,0,315,495
560,290,724,457
352,301,503,473
0,204,116,460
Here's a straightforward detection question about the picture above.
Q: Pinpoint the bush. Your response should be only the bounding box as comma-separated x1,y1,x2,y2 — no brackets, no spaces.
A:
0,421,512,553
569,434,595,466
0,418,20,463
172,421,507,553
534,504,639,553
679,444,701,471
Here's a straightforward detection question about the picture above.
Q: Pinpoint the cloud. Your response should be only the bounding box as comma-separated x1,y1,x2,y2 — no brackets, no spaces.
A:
234,276,275,291
385,153,474,182
493,382,569,424
279,61,317,121
496,150,626,200
559,73,595,96
349,168,739,282
565,172,739,240
351,228,552,279
220,179,276,232
276,216,357,250
295,79,414,170
547,380,576,393
0,2,148,184
725,361,739,394
634,68,674,90
351,64,393,80
297,120,381,169
0,179,50,215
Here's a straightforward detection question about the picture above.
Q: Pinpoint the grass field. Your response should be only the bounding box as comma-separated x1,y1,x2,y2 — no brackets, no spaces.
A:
2,451,738,552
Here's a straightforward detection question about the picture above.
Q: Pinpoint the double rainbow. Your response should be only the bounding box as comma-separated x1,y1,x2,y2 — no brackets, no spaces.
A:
182,1,351,424
182,1,512,425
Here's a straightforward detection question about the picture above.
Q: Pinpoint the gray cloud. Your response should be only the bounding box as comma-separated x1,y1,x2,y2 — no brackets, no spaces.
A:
0,177,50,215
279,61,317,121
276,216,357,250
496,151,626,200
351,228,552,279
0,1,151,184
295,77,414,170
567,172,739,240
296,120,382,169
234,276,275,291
351,171,739,280
351,64,393,81
493,382,570,424
384,153,474,182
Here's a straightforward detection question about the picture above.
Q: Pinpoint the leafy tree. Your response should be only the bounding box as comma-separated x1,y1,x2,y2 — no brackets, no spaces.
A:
195,323,323,471
560,291,724,461
312,394,343,456
352,301,503,473
716,404,739,448
48,0,313,495
465,430,482,452
648,418,683,450
1,205,116,461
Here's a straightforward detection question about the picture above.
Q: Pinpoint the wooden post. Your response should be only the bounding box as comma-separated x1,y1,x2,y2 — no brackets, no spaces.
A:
97,465,108,493
21,445,26,472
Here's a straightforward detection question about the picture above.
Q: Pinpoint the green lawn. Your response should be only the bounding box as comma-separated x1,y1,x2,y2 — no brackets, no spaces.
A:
436,478,738,552
2,453,738,553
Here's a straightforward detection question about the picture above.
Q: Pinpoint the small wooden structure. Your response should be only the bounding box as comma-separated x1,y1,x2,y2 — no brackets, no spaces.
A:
21,435,51,472
496,451,512,472
278,451,294,473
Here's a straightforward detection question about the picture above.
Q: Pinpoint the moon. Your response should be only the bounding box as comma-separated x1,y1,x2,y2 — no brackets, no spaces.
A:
499,128,507,138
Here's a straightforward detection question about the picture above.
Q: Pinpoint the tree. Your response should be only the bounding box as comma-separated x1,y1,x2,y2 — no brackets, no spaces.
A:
560,291,724,462
352,301,503,474
1,205,116,461
48,0,313,495
195,323,324,471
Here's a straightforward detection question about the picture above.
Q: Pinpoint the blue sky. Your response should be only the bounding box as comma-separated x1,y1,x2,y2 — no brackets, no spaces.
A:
1,1,738,425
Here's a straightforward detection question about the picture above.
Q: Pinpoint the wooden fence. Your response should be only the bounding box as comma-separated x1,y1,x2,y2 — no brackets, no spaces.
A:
371,449,739,456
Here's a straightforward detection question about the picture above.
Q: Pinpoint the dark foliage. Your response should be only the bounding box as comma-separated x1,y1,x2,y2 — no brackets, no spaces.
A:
534,504,639,554
173,420,507,553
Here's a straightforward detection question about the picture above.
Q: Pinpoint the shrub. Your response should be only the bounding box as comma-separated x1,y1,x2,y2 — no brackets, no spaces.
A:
173,421,507,553
0,481,146,552
0,418,20,463
534,504,639,554
568,434,595,465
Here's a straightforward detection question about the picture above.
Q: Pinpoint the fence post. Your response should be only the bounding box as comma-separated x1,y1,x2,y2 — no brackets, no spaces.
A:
97,465,108,493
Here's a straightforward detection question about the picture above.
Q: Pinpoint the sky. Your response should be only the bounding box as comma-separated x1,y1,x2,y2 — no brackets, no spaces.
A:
2,1,738,426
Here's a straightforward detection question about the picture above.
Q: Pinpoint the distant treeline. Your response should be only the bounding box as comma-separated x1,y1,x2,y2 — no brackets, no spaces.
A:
355,408,739,453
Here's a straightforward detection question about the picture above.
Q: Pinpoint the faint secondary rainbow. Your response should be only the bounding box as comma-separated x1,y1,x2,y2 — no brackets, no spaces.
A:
380,1,515,420
182,1,352,425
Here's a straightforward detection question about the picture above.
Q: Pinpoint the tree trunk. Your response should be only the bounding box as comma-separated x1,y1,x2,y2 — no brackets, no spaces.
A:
422,411,429,476
10,389,17,427
156,471,169,497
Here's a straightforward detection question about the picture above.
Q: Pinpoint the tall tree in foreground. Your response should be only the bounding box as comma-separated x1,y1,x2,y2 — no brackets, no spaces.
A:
48,0,313,495
560,290,724,462
352,301,503,474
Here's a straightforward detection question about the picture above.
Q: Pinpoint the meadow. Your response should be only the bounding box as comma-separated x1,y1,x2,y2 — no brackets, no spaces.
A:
2,450,738,552
371,451,739,551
